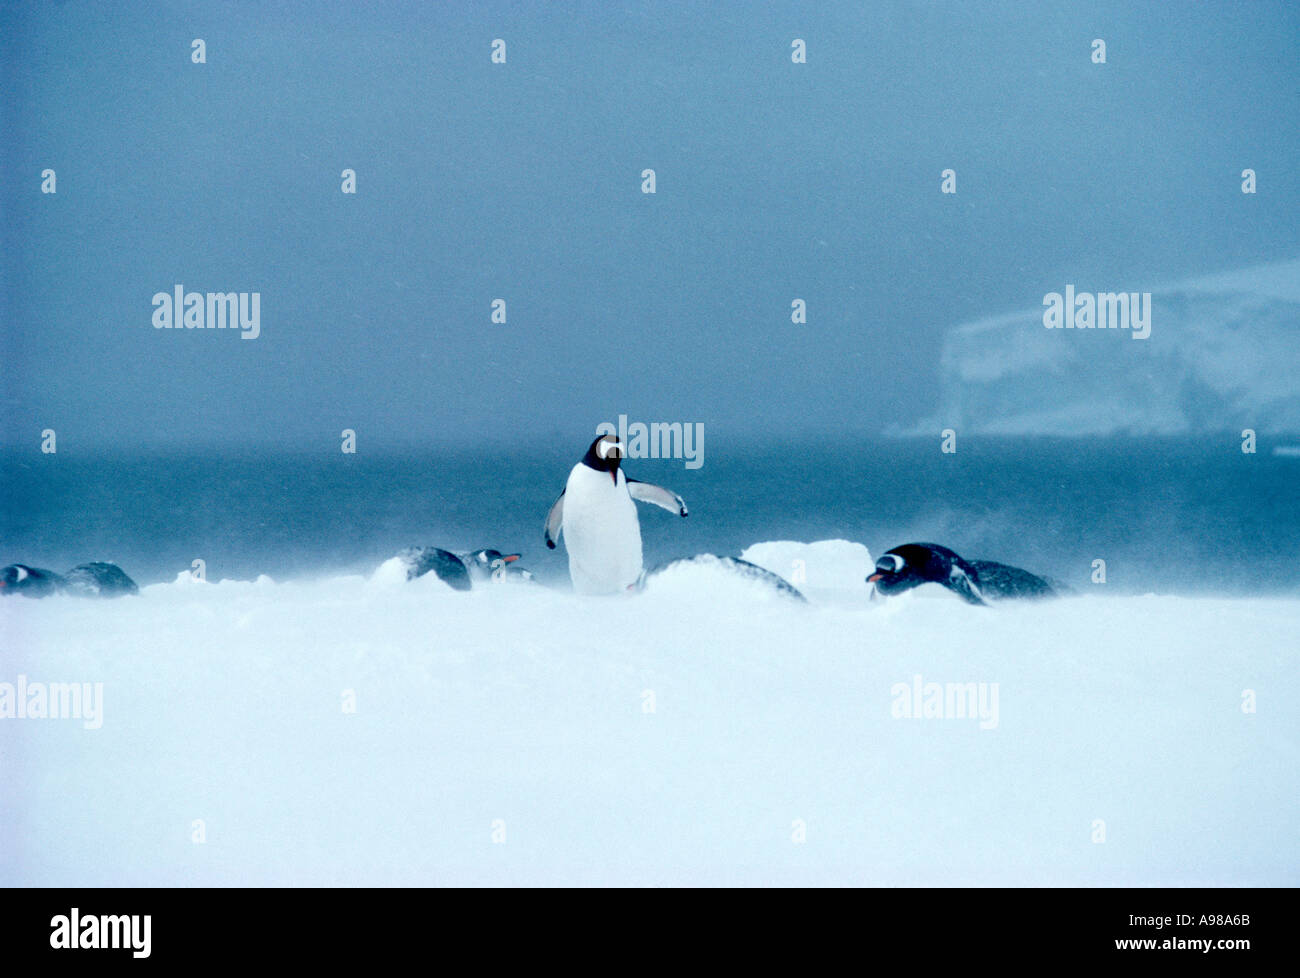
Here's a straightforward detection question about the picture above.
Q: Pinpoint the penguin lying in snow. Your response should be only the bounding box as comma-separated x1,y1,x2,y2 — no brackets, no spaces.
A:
393,547,533,590
0,564,65,597
867,543,1063,605
461,548,533,586
640,555,807,601
1,562,139,598
544,434,688,594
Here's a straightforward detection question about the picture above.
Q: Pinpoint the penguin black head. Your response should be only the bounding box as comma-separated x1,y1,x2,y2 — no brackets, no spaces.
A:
867,543,986,605
1,563,63,597
466,548,521,571
0,564,34,589
582,434,623,483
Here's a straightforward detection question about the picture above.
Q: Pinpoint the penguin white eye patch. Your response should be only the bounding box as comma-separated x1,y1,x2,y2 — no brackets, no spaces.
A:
597,439,622,459
876,554,904,574
15,566,29,581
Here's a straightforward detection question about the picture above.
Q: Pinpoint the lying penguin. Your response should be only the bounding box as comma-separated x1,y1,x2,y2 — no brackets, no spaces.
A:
866,543,1062,605
544,434,688,594
393,547,533,591
1,562,139,598
640,554,807,601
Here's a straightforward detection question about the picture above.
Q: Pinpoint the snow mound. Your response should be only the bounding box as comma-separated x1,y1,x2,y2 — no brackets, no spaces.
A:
740,539,874,604
642,554,808,602
371,555,417,587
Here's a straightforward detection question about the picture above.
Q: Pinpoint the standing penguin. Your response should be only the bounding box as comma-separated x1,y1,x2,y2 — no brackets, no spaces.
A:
544,434,688,594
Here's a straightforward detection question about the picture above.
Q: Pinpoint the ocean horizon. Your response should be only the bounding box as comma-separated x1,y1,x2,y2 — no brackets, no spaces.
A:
4,434,1297,596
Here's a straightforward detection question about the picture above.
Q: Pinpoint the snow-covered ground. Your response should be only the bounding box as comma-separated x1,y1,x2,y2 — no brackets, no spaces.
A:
2,540,1296,886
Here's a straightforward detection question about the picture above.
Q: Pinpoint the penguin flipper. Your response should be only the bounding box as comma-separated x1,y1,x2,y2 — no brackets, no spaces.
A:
627,479,688,517
946,564,988,606
544,489,565,549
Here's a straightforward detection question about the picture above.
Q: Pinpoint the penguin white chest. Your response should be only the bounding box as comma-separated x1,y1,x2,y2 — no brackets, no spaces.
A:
561,464,643,594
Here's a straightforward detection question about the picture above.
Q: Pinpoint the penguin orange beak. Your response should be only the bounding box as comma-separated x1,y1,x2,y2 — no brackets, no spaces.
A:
503,554,520,563
867,572,884,583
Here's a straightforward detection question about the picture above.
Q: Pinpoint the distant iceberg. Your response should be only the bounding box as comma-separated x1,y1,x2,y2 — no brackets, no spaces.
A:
906,258,1300,436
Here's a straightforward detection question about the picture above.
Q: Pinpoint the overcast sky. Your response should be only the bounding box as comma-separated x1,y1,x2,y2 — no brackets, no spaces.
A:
3,0,1298,450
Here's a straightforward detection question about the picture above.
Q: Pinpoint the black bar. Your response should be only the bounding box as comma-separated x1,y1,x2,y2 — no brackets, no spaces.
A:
0,887,1285,966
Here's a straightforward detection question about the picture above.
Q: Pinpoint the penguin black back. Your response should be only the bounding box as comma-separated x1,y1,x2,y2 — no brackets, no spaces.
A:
62,562,140,597
868,543,1059,605
642,554,808,601
968,560,1060,600
395,547,472,590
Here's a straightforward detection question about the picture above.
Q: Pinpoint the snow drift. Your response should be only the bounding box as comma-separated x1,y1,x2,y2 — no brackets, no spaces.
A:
1,540,1296,886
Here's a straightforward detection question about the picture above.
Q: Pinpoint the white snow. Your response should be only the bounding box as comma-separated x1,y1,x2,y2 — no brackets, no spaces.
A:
1,540,1296,886
740,539,875,606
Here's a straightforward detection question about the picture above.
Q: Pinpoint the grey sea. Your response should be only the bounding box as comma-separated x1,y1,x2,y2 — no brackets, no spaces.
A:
4,435,1297,596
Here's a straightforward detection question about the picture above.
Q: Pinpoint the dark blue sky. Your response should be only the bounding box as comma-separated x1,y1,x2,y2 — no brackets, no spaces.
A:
3,0,1297,449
